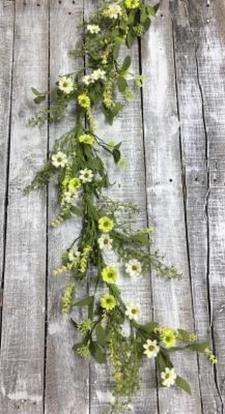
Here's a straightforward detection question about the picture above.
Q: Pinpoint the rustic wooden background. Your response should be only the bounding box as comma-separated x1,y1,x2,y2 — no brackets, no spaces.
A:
0,0,225,413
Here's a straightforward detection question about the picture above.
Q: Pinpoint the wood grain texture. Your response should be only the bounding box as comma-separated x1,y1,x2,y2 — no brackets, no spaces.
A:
171,1,225,411
0,1,48,413
0,0,14,318
141,1,202,412
171,0,224,412
45,1,89,413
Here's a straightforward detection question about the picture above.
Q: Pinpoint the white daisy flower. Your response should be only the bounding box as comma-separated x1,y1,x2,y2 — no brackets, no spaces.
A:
143,339,160,358
98,234,113,250
51,151,68,168
79,168,94,183
125,303,140,321
87,24,100,34
58,76,74,94
161,367,177,388
125,259,142,277
68,248,80,262
103,4,122,19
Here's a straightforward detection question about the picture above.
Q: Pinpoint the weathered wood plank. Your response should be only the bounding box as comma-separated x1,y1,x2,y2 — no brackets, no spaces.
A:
0,0,15,322
45,1,89,413
172,0,225,410
171,0,224,412
0,1,48,413
141,1,202,412
85,2,158,413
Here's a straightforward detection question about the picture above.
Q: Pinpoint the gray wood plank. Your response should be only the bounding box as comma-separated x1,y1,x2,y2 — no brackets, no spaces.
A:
0,1,48,413
0,0,15,319
45,1,89,413
171,0,224,412
141,1,202,412
84,2,158,413
172,0,225,410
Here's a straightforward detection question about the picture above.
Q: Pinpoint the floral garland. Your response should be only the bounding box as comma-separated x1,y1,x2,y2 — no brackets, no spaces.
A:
27,0,216,412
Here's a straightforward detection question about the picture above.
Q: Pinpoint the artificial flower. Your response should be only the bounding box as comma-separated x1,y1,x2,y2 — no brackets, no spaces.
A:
68,248,80,262
100,293,116,310
58,76,74,94
68,177,81,190
62,190,79,205
101,266,118,284
98,216,114,233
82,69,106,86
79,168,94,183
124,0,140,9
160,328,177,349
143,339,160,358
78,134,96,146
78,93,91,109
51,151,68,168
102,4,122,19
98,234,113,250
78,319,93,334
161,367,177,388
125,303,140,321
86,24,100,34
125,259,142,277
77,343,91,358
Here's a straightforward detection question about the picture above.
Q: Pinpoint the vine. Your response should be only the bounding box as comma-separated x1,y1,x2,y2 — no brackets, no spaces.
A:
27,1,216,412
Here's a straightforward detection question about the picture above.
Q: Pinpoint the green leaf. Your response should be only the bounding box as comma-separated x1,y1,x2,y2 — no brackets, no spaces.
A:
154,3,160,14
117,77,128,93
121,56,131,72
176,376,192,395
103,102,124,125
139,321,159,334
34,95,46,104
31,87,44,96
140,6,148,23
71,206,83,216
90,341,106,364
112,148,121,164
147,4,159,17
70,318,79,329
131,232,149,245
177,329,193,342
113,44,120,60
73,295,94,307
127,10,136,25
157,351,173,371
126,30,136,48
96,324,108,345
143,18,151,33
186,341,209,352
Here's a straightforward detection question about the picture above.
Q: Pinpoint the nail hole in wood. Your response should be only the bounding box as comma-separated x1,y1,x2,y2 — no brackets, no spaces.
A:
160,13,163,18
194,177,198,182
58,0,62,3
213,178,217,182
169,178,173,182
68,11,72,15
37,2,40,5
72,0,75,3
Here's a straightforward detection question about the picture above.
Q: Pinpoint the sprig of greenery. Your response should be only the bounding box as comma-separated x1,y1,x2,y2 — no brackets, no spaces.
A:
27,0,216,412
